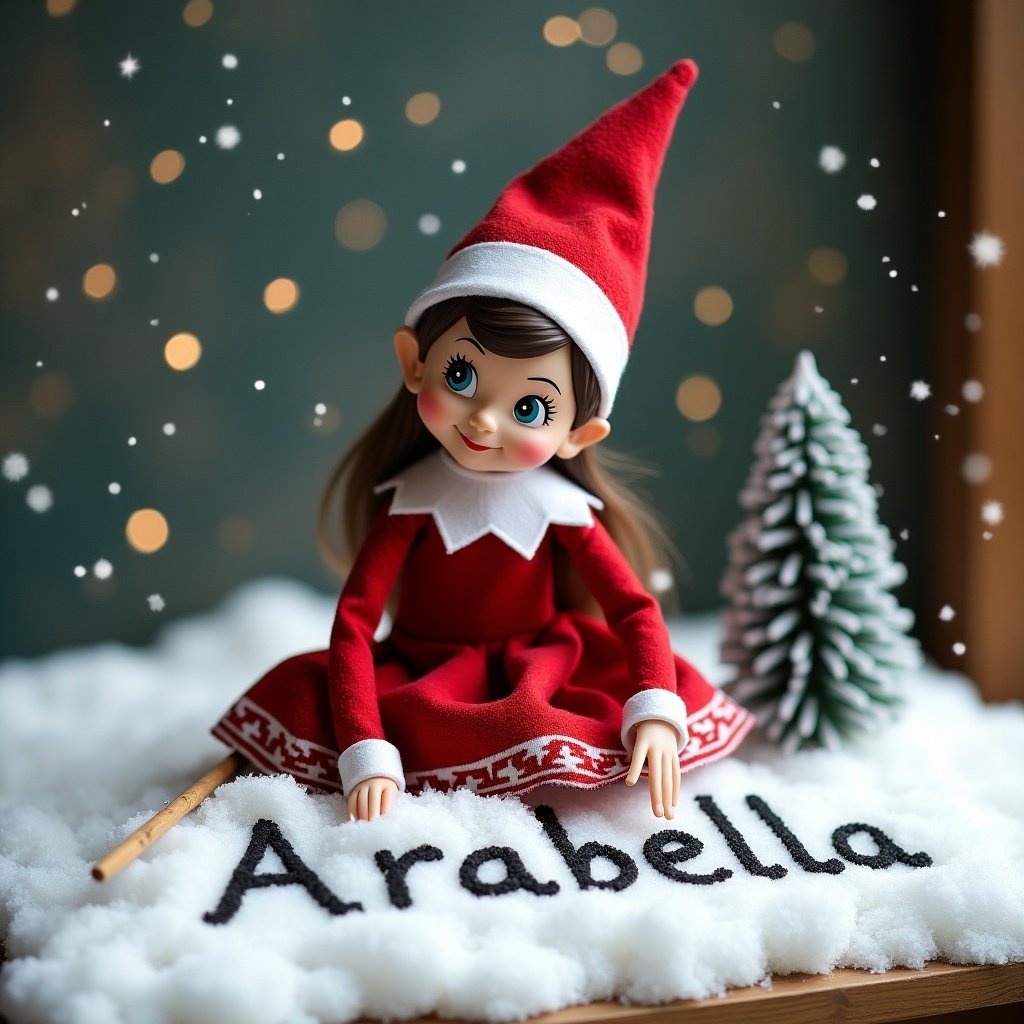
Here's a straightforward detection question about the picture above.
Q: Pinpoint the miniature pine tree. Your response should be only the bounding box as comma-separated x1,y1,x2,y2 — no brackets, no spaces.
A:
720,351,921,751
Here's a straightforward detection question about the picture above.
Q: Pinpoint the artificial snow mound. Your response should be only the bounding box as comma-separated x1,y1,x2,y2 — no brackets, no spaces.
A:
2,579,1023,1023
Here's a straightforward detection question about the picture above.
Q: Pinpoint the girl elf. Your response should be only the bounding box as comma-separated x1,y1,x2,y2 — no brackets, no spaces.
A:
211,60,753,823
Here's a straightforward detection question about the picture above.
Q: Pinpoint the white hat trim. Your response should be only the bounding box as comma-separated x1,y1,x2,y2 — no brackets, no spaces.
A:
405,241,628,418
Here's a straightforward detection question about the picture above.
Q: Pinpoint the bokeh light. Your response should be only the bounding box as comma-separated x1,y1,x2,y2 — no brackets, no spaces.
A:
543,16,580,47
150,150,186,185
329,119,364,151
578,8,617,46
405,93,441,126
126,509,169,554
183,0,213,28
335,200,387,251
264,278,300,313
607,42,643,75
808,248,848,285
164,333,202,371
46,0,77,16
774,22,816,62
694,286,734,326
676,375,723,422
83,263,117,300
30,373,73,417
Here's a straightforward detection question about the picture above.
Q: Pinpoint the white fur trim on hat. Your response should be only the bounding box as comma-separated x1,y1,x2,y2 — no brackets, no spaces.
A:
405,241,629,418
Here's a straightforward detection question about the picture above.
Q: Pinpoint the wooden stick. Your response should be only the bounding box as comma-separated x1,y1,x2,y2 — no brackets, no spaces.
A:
92,753,243,882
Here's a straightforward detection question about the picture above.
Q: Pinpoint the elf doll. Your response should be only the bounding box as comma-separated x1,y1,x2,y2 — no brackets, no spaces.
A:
211,60,754,823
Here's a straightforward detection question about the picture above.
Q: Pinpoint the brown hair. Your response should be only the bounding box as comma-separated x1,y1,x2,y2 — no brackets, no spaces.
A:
319,296,674,607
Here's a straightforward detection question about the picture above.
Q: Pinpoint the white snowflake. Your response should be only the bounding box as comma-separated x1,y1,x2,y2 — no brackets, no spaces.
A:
939,605,956,622
418,214,441,235
254,380,266,391
962,379,984,403
222,54,239,69
909,380,931,401
3,452,29,482
981,500,1004,526
216,125,241,150
969,231,1005,268
119,54,141,79
147,594,166,612
26,485,52,512
46,287,59,302
857,194,877,211
649,568,674,593
819,146,846,173
872,424,887,437
93,558,113,580
962,453,992,484
952,642,966,656
452,159,467,174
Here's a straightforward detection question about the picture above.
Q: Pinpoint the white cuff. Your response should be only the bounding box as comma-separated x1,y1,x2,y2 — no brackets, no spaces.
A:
338,739,406,796
621,690,689,753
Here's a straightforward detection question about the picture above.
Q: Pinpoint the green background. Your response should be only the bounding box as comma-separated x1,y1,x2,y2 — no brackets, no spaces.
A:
0,1,940,657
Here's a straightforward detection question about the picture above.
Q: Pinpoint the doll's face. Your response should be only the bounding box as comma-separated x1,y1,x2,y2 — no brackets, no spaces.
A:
396,318,609,472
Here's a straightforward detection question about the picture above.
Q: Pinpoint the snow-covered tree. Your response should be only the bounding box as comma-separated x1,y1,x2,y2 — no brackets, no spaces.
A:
720,351,920,751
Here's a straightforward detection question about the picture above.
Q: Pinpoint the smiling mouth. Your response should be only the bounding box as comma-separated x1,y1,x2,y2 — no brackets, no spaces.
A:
455,427,499,452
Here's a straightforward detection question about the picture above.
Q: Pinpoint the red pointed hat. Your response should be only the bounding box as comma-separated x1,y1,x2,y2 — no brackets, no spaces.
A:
406,59,699,417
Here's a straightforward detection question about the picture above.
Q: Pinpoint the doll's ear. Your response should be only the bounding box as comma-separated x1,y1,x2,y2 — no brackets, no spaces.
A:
393,326,425,394
556,417,611,460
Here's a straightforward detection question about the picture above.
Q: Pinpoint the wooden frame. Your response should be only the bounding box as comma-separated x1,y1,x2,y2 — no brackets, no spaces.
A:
931,0,1024,701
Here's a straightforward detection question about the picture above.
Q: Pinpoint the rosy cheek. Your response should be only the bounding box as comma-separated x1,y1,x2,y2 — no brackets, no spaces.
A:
510,438,552,468
417,389,442,421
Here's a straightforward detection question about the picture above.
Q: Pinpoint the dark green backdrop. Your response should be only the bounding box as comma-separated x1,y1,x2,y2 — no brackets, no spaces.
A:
1,1,939,657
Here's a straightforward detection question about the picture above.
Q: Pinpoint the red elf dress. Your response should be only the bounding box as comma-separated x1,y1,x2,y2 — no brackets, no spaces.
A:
213,450,753,798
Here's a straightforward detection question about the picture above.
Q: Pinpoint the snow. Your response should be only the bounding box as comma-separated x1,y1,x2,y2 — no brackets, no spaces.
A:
909,381,931,401
1,580,1022,1023
969,231,1005,268
418,214,441,235
148,594,166,613
26,484,53,512
216,126,242,150
962,454,992,485
962,380,984,403
223,54,239,70
857,194,877,211
818,146,845,173
981,501,1004,527
939,606,955,622
2,452,29,482
93,558,113,579
119,54,141,80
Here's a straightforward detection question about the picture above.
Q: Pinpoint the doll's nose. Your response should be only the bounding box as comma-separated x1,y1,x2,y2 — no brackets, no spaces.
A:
469,408,497,433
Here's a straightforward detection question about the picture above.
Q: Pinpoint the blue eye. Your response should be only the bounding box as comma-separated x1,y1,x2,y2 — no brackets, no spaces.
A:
443,356,477,396
513,395,553,428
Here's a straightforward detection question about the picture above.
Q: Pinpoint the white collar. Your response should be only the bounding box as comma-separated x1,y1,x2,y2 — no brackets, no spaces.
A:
375,450,603,559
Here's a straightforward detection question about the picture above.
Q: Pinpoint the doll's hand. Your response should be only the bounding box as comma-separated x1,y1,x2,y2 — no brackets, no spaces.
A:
347,776,399,822
624,719,681,819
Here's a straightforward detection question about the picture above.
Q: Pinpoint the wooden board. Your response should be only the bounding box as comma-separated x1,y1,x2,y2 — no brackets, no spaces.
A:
384,963,1024,1024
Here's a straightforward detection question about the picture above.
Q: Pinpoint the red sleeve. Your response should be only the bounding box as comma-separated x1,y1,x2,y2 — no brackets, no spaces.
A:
552,518,677,695
327,505,426,751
